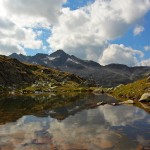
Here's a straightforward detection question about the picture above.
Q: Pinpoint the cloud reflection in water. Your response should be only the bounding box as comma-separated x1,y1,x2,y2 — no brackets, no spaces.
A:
0,105,149,150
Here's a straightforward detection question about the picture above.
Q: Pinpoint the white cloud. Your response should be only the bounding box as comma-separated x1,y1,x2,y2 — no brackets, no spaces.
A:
48,0,150,62
0,0,67,56
0,17,15,30
2,0,67,27
99,105,146,126
21,28,43,49
0,41,25,55
140,59,150,66
133,25,144,36
99,44,144,66
0,18,43,55
0,1,7,17
0,0,149,65
144,46,150,51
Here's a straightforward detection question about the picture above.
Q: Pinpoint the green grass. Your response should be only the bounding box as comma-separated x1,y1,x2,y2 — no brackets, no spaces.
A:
110,78,150,101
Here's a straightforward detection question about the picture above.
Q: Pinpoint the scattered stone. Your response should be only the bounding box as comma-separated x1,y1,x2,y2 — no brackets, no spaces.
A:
111,103,120,106
146,76,150,83
117,84,124,88
114,84,124,90
86,101,107,108
97,101,106,106
139,93,150,102
93,89,105,95
106,87,114,92
119,100,135,104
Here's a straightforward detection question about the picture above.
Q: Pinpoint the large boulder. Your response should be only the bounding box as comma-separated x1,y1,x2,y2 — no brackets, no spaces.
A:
139,93,150,102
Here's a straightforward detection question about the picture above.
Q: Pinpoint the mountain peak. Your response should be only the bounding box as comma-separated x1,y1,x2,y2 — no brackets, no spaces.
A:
56,49,65,53
10,53,18,57
55,49,66,54
50,49,68,57
9,53,27,62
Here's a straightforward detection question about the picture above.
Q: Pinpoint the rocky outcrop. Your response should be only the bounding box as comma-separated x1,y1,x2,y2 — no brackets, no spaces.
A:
139,93,150,102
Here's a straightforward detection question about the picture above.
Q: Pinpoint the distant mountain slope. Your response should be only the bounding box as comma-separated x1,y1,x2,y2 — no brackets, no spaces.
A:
0,55,87,92
0,55,35,86
10,50,150,87
10,50,101,69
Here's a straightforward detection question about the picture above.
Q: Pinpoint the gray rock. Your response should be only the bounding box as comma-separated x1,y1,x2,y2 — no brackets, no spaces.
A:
139,93,150,102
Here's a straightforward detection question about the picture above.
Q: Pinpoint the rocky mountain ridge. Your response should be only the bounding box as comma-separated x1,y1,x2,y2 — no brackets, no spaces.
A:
0,55,89,93
10,50,150,87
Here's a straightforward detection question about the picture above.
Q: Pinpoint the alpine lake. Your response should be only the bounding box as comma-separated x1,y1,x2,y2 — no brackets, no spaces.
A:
0,93,149,150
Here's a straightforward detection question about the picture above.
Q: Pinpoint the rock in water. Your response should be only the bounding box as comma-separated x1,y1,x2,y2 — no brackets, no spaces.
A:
119,100,135,104
93,89,104,95
139,93,150,102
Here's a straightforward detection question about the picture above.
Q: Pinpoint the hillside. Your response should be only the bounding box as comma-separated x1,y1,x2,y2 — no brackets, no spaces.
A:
110,76,150,101
10,50,150,87
0,55,91,93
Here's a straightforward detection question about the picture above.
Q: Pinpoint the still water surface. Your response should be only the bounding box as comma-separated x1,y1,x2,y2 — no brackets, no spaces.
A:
0,93,150,150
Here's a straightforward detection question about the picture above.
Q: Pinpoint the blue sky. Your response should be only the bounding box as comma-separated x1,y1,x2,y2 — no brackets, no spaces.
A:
28,0,150,65
0,0,149,66
26,0,96,56
112,11,150,59
63,0,94,9
26,28,51,56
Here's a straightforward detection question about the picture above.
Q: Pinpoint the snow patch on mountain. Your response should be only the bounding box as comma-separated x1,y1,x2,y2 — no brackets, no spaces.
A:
67,58,80,64
47,56,59,61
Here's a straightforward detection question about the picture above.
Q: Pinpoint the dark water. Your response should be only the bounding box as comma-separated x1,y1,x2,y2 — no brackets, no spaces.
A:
0,93,150,150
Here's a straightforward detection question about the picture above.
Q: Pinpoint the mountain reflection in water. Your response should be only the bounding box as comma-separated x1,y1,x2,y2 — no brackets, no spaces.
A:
0,93,150,150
